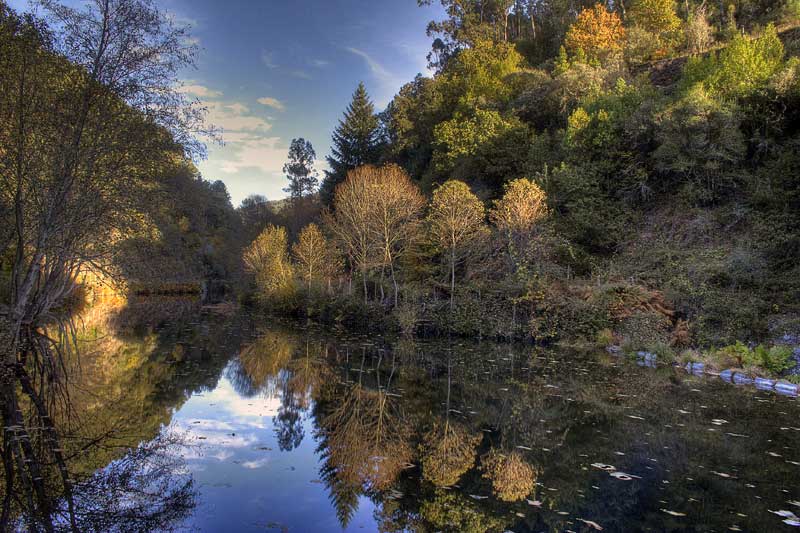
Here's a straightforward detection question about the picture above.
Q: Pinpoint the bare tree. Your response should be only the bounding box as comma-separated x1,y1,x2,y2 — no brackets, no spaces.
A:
324,164,424,306
292,223,339,293
323,166,377,304
426,180,486,311
368,164,425,306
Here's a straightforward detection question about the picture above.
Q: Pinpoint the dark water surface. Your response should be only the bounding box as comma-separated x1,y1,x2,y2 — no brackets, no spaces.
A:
8,298,800,532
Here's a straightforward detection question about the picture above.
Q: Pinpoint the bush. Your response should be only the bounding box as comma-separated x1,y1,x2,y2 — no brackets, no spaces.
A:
713,341,794,374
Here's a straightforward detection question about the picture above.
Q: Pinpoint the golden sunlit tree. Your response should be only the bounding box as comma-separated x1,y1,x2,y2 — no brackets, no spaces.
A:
369,164,425,305
564,4,626,62
325,164,424,305
489,178,548,234
426,180,486,310
243,225,295,304
292,223,339,293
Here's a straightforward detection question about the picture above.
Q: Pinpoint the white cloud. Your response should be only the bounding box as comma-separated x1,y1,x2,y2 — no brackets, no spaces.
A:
241,458,271,469
207,101,271,133
257,96,285,111
261,50,278,68
179,84,223,99
215,136,286,176
290,70,313,80
310,59,330,68
345,46,393,83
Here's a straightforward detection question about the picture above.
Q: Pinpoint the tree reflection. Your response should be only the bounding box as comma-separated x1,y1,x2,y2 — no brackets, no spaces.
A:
480,449,538,502
0,327,198,532
315,350,413,528
420,356,481,488
419,489,509,533
227,329,298,396
274,385,304,452
51,431,195,533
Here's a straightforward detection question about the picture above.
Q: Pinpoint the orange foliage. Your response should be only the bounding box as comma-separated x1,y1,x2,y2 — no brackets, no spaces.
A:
565,4,626,61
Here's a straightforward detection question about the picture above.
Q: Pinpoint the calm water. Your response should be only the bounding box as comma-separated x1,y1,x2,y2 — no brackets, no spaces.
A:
7,298,800,532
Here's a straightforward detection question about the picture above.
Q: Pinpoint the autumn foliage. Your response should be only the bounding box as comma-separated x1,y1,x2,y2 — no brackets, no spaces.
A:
564,4,626,61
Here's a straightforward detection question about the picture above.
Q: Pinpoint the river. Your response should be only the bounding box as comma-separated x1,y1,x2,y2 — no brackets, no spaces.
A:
4,297,800,532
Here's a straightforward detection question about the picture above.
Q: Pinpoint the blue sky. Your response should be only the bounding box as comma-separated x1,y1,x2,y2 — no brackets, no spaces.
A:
10,0,442,205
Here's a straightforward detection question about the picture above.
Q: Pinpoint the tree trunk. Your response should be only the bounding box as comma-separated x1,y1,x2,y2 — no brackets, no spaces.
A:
450,246,456,313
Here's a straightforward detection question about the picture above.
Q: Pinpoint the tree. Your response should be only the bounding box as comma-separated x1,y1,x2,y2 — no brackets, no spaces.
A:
243,225,295,303
283,138,318,199
0,2,207,527
324,164,424,305
564,4,626,62
368,165,425,305
629,0,681,36
238,194,276,241
438,39,522,110
490,178,548,232
292,223,338,292
684,5,714,55
653,85,745,201
321,83,381,206
324,167,377,303
426,180,486,310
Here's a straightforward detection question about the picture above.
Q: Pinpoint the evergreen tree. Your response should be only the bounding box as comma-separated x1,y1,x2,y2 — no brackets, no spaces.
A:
283,138,318,199
321,82,381,205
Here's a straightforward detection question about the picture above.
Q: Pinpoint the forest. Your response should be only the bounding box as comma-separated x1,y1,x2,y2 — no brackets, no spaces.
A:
238,0,800,379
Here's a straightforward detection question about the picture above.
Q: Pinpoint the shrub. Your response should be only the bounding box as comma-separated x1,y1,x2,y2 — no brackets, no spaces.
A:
713,342,794,374
596,328,615,346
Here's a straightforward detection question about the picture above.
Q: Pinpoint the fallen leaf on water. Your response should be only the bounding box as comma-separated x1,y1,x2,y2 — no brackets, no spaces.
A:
661,509,687,517
526,499,542,506
469,494,488,500
577,518,603,530
609,471,641,481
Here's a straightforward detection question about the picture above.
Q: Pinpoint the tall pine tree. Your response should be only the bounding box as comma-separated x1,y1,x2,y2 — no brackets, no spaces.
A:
283,137,318,200
321,82,382,205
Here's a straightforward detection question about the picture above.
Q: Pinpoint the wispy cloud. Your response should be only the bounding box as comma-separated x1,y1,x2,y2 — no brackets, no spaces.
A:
290,70,313,80
310,59,330,68
207,101,271,134
179,84,223,99
257,96,285,111
345,46,392,82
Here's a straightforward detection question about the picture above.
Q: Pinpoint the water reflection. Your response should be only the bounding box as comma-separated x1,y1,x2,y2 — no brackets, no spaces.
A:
3,302,800,532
